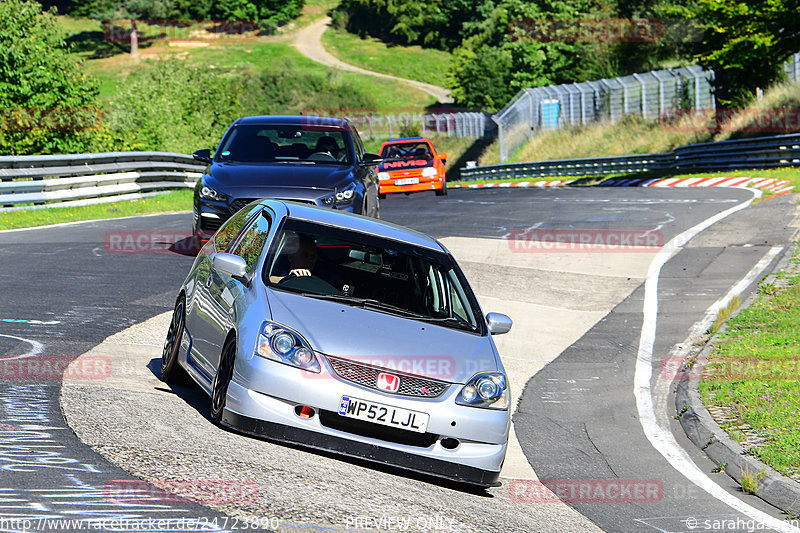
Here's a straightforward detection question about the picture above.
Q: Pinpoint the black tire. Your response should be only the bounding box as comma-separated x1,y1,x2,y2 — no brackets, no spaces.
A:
378,192,386,200
210,337,236,425
161,296,188,383
435,180,448,196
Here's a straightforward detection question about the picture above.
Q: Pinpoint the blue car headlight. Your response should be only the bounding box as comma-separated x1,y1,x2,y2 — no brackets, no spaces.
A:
322,182,357,206
255,321,320,373
456,372,509,410
199,185,228,202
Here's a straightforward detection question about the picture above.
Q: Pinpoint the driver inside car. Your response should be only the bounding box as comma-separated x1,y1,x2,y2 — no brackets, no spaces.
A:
270,232,318,283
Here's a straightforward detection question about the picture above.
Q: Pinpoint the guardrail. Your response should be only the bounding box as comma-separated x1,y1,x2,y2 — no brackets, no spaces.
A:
460,133,800,181
0,152,205,212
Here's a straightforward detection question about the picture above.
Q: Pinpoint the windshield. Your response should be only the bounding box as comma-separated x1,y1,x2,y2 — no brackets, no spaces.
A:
380,141,432,161
264,219,482,333
216,124,352,164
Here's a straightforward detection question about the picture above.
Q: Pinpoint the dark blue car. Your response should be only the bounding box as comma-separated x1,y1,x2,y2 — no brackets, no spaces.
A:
192,115,382,240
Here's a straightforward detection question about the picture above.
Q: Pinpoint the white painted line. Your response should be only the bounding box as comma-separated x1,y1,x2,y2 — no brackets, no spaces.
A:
684,246,783,341
634,189,799,532
0,334,44,360
0,318,60,325
0,211,189,234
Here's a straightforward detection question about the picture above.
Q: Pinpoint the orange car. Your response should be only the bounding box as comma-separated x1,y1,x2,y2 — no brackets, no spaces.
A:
377,138,447,197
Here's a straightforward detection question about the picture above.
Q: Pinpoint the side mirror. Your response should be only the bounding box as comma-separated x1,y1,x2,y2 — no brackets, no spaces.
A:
359,153,385,166
193,149,213,164
486,312,512,335
436,152,447,162
213,253,248,285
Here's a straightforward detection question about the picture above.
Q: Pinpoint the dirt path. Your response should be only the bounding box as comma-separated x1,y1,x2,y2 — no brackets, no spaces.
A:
294,16,453,104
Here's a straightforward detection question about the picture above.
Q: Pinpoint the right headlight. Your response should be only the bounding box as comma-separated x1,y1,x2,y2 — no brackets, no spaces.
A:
378,172,391,181
455,372,509,410
199,185,228,202
254,321,320,373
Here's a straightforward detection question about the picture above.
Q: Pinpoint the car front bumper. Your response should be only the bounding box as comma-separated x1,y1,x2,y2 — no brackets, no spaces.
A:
379,176,444,194
223,355,509,487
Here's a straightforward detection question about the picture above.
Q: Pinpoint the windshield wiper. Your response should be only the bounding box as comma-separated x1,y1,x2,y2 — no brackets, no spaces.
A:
414,316,477,330
299,293,428,319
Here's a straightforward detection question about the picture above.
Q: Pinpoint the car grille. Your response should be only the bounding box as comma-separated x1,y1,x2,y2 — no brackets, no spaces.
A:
326,356,450,398
199,217,224,232
230,198,258,212
318,410,438,448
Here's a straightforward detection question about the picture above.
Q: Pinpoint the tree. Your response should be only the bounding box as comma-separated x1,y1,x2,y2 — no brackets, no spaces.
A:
447,0,604,110
682,0,800,107
0,0,100,154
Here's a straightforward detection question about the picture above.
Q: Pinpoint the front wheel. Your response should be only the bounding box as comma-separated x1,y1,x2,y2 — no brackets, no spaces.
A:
435,180,448,196
161,296,187,383
210,337,236,425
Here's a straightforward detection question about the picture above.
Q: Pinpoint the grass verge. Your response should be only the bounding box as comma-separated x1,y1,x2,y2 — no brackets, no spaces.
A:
699,244,800,480
0,189,192,230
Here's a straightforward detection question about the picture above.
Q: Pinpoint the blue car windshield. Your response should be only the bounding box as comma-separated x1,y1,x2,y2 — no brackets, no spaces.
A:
216,124,352,164
264,219,482,333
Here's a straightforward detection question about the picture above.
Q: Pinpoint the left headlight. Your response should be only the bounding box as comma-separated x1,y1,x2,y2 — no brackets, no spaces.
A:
255,321,320,373
421,167,437,178
322,182,357,206
455,372,509,410
199,185,228,202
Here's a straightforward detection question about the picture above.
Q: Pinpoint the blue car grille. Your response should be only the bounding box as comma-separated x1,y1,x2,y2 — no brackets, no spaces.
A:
326,356,449,398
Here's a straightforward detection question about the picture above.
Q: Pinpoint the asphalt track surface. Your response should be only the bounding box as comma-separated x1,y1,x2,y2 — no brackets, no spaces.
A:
0,187,798,532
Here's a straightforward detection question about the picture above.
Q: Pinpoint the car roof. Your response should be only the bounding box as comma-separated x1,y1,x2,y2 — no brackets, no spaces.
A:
233,115,350,129
383,137,429,143
260,200,445,252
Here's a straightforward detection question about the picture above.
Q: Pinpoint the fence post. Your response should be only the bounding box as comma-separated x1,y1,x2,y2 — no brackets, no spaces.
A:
493,115,505,163
633,73,647,119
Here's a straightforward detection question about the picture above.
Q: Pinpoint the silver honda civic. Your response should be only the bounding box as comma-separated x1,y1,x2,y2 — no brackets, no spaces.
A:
161,199,513,486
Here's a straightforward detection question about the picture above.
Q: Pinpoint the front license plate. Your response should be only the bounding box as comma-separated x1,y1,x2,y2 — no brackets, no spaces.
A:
338,396,429,433
395,177,419,186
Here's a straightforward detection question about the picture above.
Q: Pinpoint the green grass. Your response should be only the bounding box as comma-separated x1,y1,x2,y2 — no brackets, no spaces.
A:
0,190,192,230
321,27,452,89
699,246,800,479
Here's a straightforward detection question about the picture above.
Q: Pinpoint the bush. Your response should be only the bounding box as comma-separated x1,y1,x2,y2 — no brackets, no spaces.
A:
98,57,378,153
0,0,100,155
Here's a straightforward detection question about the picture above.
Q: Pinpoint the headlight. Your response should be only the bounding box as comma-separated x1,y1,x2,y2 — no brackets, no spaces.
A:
321,183,357,206
421,167,437,178
378,172,391,181
255,321,320,373
199,185,227,202
456,372,509,410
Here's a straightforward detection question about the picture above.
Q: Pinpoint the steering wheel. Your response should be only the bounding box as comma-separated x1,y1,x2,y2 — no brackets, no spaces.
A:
277,274,341,294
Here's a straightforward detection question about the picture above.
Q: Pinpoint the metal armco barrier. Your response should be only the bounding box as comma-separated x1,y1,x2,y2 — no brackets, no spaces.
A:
0,152,205,211
460,133,800,181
